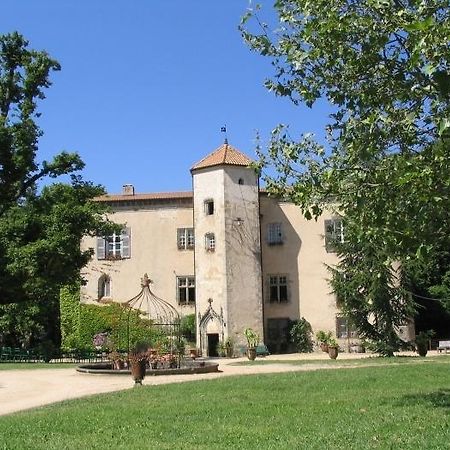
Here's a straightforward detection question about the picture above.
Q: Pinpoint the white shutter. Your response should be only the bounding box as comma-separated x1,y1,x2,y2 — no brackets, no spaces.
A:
97,237,106,260
121,227,131,258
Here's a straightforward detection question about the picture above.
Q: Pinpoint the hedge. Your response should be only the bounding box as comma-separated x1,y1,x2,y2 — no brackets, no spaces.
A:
60,286,168,351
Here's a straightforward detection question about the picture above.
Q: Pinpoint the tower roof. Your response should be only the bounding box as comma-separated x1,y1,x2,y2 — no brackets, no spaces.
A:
191,143,253,171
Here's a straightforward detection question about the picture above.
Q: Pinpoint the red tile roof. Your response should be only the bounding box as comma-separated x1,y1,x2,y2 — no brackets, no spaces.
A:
95,191,193,202
191,143,253,171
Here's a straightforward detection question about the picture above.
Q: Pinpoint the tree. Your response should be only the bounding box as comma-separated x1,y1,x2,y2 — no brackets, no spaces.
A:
0,33,114,346
242,1,450,354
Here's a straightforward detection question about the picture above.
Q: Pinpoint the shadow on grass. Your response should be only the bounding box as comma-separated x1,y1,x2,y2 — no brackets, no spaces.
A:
396,389,450,413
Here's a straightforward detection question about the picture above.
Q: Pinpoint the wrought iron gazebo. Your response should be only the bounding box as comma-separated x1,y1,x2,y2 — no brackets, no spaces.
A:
118,274,181,354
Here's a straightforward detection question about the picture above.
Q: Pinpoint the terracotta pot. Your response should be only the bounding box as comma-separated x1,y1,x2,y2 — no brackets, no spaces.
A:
189,348,197,359
328,346,339,360
247,347,257,361
114,359,125,370
320,342,329,353
131,360,146,384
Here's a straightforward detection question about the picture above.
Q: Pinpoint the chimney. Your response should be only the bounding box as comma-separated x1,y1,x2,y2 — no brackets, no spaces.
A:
122,184,135,195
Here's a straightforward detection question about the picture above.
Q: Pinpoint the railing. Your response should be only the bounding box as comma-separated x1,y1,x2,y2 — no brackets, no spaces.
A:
0,347,112,364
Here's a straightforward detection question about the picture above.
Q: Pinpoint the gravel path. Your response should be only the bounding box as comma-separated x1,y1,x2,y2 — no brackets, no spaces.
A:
0,351,417,416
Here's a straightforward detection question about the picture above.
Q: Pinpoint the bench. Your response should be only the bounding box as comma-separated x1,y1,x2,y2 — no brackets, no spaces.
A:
437,340,450,354
256,344,270,357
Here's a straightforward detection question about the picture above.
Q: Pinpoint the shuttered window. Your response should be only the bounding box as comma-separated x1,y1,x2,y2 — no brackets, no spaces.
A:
97,228,131,260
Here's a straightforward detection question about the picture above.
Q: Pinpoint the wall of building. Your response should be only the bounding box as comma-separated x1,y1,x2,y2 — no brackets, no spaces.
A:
80,202,195,317
192,165,264,352
80,187,358,352
192,167,228,352
260,196,340,348
223,166,263,344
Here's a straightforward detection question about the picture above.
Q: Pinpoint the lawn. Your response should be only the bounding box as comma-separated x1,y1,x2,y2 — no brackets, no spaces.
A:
232,354,450,367
0,363,78,371
0,361,449,449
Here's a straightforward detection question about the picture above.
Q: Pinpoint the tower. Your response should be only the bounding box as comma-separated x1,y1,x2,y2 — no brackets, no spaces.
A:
191,143,263,356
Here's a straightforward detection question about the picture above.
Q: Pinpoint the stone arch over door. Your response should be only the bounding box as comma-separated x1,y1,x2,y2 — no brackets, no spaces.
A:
198,299,225,356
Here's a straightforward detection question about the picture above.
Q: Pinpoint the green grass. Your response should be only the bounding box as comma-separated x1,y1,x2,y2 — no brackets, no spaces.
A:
232,354,450,367
0,363,78,370
1,361,449,449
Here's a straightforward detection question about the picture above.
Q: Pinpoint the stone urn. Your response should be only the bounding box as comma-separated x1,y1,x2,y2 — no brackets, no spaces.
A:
328,346,339,360
247,347,257,361
130,360,147,385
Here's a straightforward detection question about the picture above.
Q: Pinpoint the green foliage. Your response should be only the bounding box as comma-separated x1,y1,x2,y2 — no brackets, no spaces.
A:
0,32,115,311
60,292,168,352
59,284,81,350
179,314,196,341
1,362,450,448
0,32,120,353
241,1,450,353
0,301,44,347
289,318,313,352
244,327,260,348
315,330,333,344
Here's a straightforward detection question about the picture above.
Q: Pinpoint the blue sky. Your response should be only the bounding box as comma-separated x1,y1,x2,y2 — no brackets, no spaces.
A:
2,1,332,193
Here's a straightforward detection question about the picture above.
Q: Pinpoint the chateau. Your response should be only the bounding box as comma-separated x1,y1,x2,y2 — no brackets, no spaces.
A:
80,142,364,355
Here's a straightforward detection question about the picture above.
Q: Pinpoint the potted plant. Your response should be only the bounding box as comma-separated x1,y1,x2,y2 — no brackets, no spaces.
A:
316,330,332,353
217,341,227,357
327,337,339,360
415,330,434,357
188,347,198,359
109,350,125,370
244,328,259,361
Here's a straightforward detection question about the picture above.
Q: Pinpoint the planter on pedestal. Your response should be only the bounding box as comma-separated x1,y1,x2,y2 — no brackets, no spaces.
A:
130,360,147,385
328,346,339,360
247,347,257,361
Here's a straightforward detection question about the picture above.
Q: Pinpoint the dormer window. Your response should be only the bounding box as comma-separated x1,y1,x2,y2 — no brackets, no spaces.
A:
204,199,214,215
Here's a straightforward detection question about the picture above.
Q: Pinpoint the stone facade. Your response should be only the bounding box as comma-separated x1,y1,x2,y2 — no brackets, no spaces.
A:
81,143,410,355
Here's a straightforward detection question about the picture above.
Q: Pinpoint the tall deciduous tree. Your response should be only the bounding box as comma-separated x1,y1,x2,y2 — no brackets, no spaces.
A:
0,33,114,345
242,1,450,354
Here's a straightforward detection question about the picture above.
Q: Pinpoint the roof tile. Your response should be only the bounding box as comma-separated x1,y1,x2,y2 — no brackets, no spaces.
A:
95,191,193,202
191,143,253,171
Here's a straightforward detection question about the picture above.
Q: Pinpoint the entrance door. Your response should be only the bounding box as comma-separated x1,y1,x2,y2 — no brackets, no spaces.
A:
207,333,219,357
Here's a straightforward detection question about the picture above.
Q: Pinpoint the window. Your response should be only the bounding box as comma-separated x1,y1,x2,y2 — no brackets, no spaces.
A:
269,275,288,303
97,228,131,260
177,276,195,305
267,222,283,245
177,228,194,250
336,316,358,339
98,274,111,300
204,199,214,215
325,218,344,252
205,233,215,251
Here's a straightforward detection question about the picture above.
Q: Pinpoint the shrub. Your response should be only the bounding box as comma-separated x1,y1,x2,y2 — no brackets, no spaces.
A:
289,318,314,353
180,314,196,341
